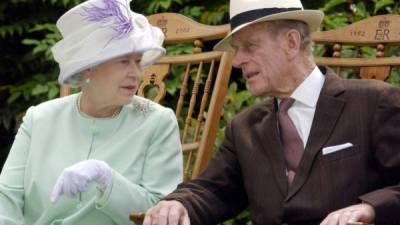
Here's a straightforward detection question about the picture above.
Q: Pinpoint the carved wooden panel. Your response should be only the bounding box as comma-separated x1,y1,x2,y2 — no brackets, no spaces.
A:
360,66,391,80
313,14,400,81
137,64,170,103
147,13,230,44
312,14,400,45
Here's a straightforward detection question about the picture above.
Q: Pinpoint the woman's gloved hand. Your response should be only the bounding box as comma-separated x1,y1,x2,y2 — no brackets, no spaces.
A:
50,159,113,203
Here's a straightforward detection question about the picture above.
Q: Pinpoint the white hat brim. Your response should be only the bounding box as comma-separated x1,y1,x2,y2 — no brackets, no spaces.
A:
57,37,165,86
214,10,324,51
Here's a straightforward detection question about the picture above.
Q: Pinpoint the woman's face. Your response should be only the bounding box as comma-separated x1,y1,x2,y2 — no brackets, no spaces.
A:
83,53,143,106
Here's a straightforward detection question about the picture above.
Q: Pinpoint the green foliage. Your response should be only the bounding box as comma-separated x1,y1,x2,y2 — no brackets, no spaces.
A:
7,75,60,104
145,0,183,14
23,23,61,61
41,0,84,7
320,0,347,12
0,21,31,38
313,0,400,85
372,0,395,14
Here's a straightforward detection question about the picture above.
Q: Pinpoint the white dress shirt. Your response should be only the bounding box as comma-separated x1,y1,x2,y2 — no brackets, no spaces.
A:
279,66,325,148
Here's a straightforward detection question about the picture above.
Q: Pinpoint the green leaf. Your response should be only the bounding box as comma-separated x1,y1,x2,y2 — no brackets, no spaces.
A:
48,85,59,99
7,92,22,104
166,43,193,55
387,69,400,86
351,2,370,21
32,44,47,55
22,39,40,45
173,0,182,5
374,0,394,13
190,6,204,17
323,13,350,29
159,0,171,10
31,84,49,95
320,0,347,12
360,46,376,57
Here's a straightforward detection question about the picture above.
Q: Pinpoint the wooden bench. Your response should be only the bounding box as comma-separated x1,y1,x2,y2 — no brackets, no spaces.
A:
313,14,400,82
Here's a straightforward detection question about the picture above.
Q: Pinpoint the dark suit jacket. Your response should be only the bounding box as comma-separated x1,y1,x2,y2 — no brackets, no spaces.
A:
166,69,400,225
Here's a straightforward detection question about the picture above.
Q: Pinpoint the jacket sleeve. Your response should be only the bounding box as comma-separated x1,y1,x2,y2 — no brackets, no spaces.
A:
0,107,36,225
359,85,400,225
164,119,248,225
95,108,183,225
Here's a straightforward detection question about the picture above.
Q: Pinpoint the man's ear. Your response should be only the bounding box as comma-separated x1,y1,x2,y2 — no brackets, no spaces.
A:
284,29,301,60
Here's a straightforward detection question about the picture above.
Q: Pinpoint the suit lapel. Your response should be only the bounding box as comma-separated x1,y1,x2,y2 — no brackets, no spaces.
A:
255,99,288,196
287,71,346,200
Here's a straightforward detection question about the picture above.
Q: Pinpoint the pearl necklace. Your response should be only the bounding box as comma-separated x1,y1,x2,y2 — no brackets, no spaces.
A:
77,94,121,118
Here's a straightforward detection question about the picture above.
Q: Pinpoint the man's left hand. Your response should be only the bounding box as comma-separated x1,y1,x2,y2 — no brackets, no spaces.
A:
320,203,375,225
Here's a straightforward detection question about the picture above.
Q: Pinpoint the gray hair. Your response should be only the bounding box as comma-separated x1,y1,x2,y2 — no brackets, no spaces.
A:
65,73,85,87
65,65,98,87
265,20,313,55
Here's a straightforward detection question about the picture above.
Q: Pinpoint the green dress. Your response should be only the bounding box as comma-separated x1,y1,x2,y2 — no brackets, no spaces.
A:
0,93,183,225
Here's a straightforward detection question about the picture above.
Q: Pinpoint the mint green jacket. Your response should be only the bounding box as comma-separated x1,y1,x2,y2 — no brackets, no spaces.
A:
0,94,183,225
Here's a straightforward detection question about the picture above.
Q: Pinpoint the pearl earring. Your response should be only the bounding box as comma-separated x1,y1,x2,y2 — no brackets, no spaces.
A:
85,78,90,84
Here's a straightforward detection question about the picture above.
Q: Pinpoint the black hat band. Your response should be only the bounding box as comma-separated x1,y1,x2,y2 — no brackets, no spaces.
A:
230,7,302,30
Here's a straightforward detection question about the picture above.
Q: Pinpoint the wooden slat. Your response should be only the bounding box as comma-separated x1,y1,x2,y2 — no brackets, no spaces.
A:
312,14,400,45
147,13,230,44
175,63,191,118
157,51,223,64
315,57,400,67
182,142,200,153
60,86,72,97
347,222,374,225
191,51,234,178
193,60,215,142
129,212,145,221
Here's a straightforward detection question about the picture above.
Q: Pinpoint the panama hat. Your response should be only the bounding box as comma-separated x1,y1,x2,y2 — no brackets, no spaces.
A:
51,0,166,86
214,0,324,51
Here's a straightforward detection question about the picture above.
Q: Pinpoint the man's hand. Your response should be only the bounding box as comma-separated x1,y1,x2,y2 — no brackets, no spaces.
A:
143,200,190,225
320,203,375,225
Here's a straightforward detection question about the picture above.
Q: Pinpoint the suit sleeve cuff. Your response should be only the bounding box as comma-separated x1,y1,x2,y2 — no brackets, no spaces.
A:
359,188,400,224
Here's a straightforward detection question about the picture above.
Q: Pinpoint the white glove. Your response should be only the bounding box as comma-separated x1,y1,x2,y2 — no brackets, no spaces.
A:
50,159,113,203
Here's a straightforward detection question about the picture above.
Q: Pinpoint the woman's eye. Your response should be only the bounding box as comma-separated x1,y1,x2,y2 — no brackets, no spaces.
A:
119,59,129,64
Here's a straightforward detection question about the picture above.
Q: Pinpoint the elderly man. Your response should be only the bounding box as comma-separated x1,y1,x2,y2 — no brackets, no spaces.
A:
143,0,400,224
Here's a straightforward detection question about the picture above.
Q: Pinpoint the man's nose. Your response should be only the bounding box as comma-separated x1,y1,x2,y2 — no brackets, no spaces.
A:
232,50,245,68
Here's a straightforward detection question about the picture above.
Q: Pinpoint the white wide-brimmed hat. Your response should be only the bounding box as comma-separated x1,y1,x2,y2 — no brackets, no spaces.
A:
51,0,166,86
214,0,324,51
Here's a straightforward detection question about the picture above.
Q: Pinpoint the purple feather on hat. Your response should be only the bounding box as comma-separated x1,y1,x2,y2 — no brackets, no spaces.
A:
80,0,133,39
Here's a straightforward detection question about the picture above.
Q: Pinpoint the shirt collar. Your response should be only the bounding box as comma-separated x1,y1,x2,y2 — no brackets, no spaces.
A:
291,66,325,108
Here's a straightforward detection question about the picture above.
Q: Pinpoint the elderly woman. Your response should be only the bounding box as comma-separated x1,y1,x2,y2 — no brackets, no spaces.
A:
0,0,183,224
